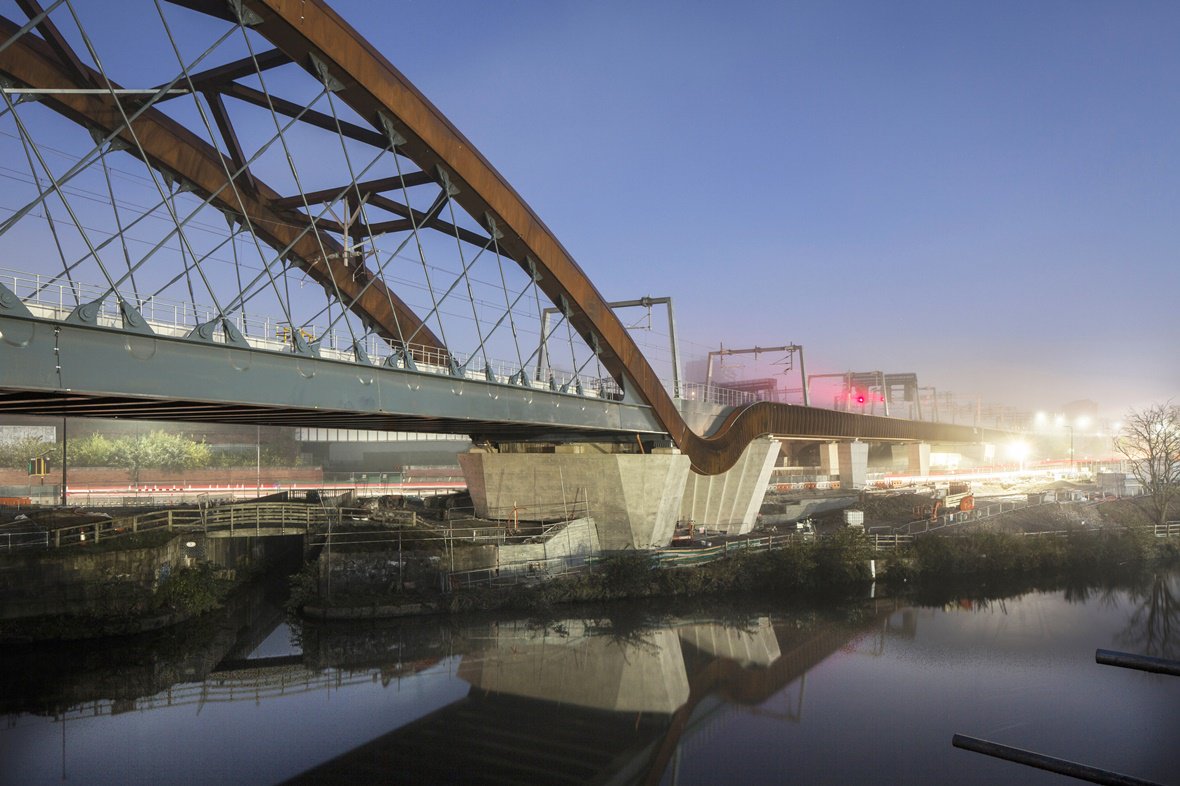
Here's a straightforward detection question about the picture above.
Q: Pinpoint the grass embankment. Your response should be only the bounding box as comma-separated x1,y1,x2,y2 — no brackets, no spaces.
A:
886,527,1172,583
292,498,1178,617
289,530,878,616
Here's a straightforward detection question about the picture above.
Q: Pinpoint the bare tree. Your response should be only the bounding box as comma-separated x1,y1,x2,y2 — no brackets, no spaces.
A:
1114,402,1180,527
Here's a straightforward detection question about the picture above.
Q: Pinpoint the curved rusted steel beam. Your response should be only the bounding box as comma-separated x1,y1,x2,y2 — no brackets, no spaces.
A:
701,401,994,447
233,0,990,473
0,17,445,356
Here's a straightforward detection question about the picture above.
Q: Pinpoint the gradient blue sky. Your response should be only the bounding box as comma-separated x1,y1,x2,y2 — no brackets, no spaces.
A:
321,0,1178,417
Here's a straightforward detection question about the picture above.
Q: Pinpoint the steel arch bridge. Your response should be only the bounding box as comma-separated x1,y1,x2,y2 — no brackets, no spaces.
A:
0,0,993,474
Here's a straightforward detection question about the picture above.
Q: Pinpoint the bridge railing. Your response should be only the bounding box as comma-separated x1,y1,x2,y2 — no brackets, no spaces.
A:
676,381,764,408
1,267,635,406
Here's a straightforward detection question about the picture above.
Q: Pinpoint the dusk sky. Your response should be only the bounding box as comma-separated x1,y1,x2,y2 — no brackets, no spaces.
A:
330,0,1179,418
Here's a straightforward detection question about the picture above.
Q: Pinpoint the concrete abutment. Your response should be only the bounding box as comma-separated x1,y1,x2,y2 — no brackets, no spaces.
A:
458,437,781,548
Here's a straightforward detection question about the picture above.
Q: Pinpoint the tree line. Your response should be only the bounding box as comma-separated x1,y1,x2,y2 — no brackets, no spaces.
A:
0,430,303,479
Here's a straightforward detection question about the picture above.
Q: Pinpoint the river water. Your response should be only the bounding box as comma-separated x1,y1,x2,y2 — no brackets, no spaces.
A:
2,569,1178,785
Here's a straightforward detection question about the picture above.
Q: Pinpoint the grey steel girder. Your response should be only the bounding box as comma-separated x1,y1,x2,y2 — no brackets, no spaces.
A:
0,312,665,438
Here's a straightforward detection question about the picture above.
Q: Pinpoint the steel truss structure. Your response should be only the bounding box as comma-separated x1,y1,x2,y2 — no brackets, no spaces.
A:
0,0,993,472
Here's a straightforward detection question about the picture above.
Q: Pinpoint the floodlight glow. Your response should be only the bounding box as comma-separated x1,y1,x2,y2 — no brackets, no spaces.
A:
1112,421,1122,431
1054,415,1065,427
1076,416,1092,430
1005,440,1030,461
1035,411,1047,423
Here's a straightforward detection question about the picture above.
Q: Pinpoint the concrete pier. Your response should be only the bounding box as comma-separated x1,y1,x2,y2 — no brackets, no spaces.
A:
838,441,869,489
460,436,782,546
819,442,839,478
680,437,780,535
458,449,690,549
907,443,931,476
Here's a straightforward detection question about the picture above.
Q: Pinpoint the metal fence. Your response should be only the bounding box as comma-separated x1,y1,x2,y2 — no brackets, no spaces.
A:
0,502,372,551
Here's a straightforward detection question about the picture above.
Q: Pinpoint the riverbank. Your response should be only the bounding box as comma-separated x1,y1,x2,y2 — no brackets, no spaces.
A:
4,496,1170,637
292,499,1177,619
0,531,302,642
0,559,239,643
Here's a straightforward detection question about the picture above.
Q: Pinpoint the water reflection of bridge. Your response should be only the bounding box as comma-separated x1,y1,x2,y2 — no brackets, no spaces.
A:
8,592,913,784
289,600,907,784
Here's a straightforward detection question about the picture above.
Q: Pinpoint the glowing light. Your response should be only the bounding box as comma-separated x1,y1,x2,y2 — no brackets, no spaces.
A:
1054,415,1065,427
1005,440,1030,462
1035,411,1047,424
1076,416,1092,430
1112,421,1122,431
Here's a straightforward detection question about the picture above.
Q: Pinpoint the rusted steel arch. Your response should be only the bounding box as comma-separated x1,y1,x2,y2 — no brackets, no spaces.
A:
703,401,995,448
0,16,445,356
194,0,989,473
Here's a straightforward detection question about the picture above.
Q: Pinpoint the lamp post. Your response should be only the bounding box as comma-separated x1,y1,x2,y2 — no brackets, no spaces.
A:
1065,424,1074,474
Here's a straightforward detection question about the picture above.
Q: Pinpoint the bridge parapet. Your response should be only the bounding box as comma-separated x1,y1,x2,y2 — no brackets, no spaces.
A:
1,268,625,399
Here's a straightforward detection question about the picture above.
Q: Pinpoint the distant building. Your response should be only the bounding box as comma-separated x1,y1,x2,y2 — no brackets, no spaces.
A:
1097,471,1142,497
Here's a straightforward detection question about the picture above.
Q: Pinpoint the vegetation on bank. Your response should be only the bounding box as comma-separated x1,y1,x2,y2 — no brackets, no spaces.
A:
885,527,1172,582
451,529,879,614
445,528,1175,615
291,497,1178,618
0,561,236,642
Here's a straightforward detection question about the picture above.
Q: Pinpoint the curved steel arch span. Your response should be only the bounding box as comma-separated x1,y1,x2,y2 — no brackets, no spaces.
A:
191,0,828,474
0,0,992,473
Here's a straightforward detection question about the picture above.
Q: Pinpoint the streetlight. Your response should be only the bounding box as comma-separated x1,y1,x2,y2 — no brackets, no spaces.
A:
1062,417,1091,475
1065,423,1074,473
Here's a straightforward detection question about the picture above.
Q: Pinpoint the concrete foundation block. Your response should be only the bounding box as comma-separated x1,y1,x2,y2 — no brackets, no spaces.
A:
458,451,690,549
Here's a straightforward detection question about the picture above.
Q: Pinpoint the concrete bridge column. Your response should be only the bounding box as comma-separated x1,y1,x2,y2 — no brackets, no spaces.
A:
680,437,780,535
818,442,840,478
837,441,869,489
907,443,930,477
458,448,690,550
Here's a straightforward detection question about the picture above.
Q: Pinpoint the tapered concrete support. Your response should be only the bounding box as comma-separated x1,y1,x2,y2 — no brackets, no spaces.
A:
458,450,690,549
838,441,869,489
680,437,780,535
907,443,930,477
818,442,840,478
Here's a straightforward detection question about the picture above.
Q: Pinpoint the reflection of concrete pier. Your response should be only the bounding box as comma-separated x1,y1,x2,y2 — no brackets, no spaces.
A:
291,602,902,784
458,622,689,713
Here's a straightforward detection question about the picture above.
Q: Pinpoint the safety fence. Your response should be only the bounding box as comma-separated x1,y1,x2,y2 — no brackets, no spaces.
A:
894,496,1044,535
1157,521,1180,538
446,553,593,590
0,503,372,551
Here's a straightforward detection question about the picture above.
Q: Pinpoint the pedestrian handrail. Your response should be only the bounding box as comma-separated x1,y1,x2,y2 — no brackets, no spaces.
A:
1,502,374,550
869,533,913,550
1155,521,1180,538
